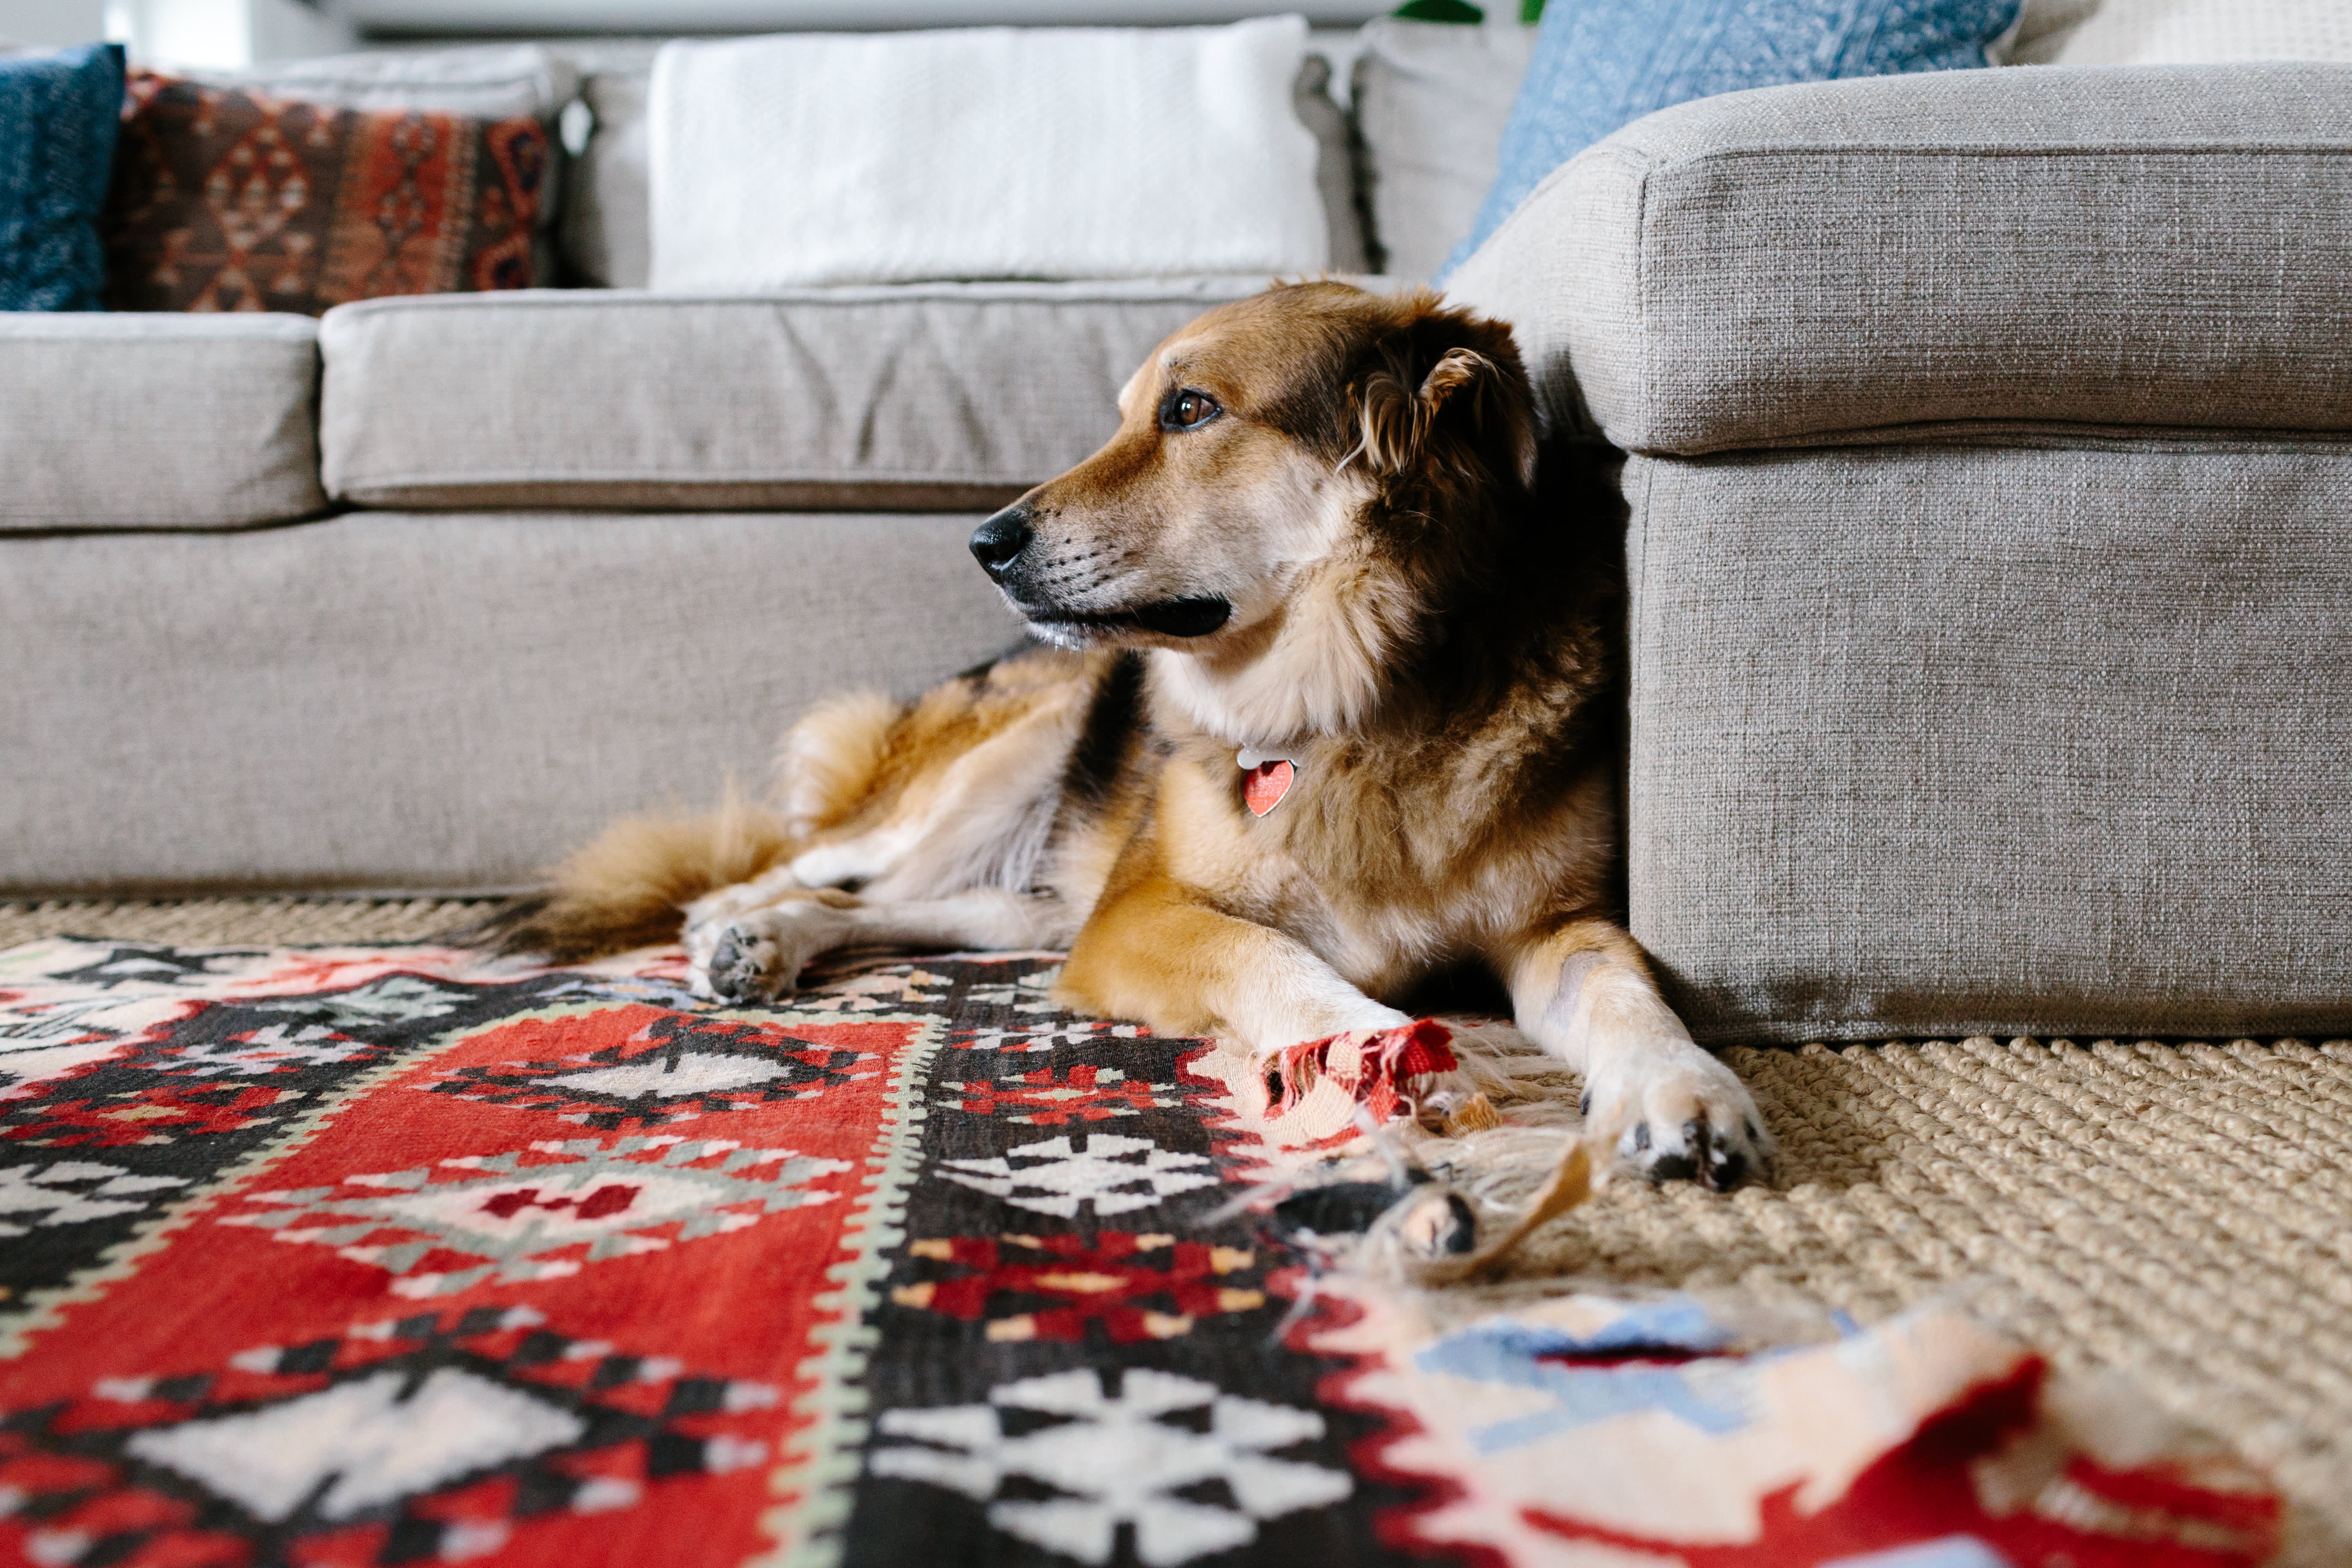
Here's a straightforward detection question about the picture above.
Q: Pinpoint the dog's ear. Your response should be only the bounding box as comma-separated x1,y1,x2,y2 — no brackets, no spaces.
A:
1351,327,1538,492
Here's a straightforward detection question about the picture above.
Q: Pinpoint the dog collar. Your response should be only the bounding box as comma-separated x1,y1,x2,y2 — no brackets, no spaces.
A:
1237,747,1297,817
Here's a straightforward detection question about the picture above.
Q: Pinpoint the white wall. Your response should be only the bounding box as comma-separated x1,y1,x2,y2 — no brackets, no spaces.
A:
110,0,354,64
0,0,108,46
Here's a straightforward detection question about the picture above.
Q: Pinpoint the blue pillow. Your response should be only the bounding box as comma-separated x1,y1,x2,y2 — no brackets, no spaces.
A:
1442,0,2021,278
0,42,126,312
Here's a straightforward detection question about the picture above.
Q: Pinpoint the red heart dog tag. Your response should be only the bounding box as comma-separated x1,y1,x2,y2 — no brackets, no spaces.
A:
1243,759,1294,817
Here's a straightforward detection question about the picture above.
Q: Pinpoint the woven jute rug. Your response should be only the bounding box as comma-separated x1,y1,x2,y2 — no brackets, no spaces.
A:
1,897,2343,1566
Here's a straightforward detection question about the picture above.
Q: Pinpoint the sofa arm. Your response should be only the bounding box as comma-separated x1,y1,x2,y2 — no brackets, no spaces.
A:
1446,64,2352,454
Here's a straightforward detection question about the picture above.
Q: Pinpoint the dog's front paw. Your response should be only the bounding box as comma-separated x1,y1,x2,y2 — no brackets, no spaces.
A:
1581,1046,1772,1190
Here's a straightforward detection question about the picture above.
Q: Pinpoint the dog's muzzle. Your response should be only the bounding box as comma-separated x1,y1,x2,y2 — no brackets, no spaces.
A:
969,501,1231,641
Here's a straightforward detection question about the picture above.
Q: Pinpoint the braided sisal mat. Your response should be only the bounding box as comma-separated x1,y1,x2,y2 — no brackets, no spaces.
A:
0,897,495,950
6,897,2349,1561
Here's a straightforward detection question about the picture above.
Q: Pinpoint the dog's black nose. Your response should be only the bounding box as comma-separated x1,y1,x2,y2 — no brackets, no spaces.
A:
969,506,1033,579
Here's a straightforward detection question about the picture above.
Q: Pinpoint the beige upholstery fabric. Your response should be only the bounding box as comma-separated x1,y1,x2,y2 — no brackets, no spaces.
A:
0,314,325,532
1351,17,1534,282
0,511,1017,891
1445,64,2352,453
318,282,1266,509
1623,442,2352,1045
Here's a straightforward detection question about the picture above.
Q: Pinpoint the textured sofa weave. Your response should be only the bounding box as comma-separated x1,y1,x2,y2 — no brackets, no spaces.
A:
0,513,1013,891
0,314,325,531
1449,64,2352,452
317,279,1268,511
1449,62,2352,1044
1625,442,2352,1044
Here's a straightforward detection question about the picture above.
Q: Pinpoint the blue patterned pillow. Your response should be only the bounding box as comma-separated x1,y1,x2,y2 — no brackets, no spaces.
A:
0,42,126,312
1442,0,2020,278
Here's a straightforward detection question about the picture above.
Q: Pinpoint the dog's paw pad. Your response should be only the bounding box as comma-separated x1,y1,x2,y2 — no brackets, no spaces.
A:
1614,1106,1767,1190
705,924,785,1003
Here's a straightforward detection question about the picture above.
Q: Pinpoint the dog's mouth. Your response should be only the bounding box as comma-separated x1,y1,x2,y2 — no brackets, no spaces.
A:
1019,596,1232,640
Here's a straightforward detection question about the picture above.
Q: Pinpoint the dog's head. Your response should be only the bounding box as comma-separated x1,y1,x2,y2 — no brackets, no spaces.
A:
970,283,1538,743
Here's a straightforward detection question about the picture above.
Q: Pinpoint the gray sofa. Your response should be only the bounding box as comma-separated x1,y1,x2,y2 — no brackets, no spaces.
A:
1449,62,2352,1045
7,54,2349,1050
1,281,1256,890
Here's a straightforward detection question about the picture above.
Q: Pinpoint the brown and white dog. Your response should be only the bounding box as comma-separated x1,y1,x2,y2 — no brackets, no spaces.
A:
507,281,1770,1195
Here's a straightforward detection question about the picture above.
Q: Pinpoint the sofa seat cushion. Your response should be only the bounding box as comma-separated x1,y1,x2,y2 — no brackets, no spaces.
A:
1446,62,2352,453
0,313,325,532
318,279,1283,510
0,511,1014,890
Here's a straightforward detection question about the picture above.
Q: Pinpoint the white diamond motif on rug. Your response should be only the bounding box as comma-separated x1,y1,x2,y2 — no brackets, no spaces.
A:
0,1161,188,1236
933,1132,1218,1219
544,1052,793,1100
0,994,197,1095
872,1367,1349,1566
125,1367,584,1521
223,1135,852,1295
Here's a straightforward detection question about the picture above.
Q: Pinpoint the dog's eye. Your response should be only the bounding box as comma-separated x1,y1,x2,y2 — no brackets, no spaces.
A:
1161,389,1222,431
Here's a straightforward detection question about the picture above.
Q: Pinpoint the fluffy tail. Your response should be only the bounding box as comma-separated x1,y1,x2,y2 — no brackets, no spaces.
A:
468,787,799,962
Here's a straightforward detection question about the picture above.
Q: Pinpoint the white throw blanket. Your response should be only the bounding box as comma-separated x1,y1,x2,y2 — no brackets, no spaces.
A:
648,17,1326,290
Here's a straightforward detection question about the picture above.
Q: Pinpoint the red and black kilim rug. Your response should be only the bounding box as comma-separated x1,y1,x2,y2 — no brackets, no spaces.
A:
0,937,2288,1568
0,940,1410,1568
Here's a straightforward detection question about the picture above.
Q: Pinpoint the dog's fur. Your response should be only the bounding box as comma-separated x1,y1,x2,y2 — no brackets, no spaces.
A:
508,282,1768,1191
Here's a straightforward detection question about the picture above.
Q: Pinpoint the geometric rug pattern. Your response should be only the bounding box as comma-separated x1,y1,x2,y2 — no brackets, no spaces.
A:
0,916,2326,1566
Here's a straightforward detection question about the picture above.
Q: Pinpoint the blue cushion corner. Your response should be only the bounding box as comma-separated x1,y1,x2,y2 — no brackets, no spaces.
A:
0,39,128,312
1437,0,2024,282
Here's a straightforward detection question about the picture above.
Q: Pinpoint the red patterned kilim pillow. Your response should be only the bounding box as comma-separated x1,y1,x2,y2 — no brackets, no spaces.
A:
103,70,548,314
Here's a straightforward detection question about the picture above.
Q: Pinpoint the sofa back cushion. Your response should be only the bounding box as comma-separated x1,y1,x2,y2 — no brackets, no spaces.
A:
1445,0,2023,278
317,281,1268,512
0,42,124,312
646,20,1327,289
558,68,649,288
1293,50,1372,276
1351,18,1534,282
104,71,553,314
2038,0,2352,63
